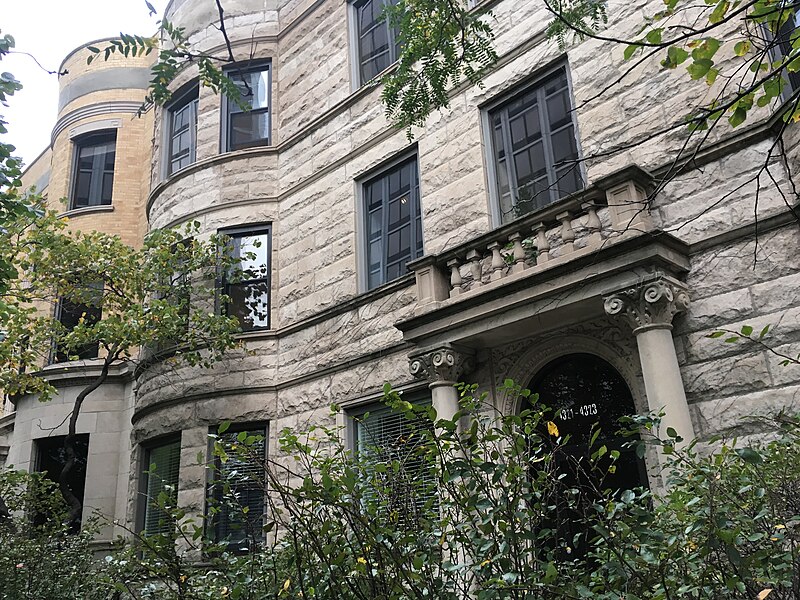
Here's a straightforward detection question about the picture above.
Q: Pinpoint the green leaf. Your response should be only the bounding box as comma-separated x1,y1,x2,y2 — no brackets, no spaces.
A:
734,40,751,56
218,421,231,434
740,325,753,336
624,44,638,60
735,447,763,464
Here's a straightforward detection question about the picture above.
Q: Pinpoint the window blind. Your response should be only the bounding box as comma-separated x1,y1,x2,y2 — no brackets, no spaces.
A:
214,428,267,550
143,439,181,535
355,401,437,525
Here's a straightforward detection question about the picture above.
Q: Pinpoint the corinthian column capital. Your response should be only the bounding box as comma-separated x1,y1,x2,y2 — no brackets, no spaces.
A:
409,344,475,387
603,277,690,333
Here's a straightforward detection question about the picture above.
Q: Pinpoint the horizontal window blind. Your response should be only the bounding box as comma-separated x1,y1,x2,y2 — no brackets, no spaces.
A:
214,428,267,550
143,439,181,536
355,401,437,525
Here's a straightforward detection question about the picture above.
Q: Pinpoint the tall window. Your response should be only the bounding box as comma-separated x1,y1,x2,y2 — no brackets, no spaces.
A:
71,132,116,210
224,65,271,151
210,425,267,551
142,438,181,536
166,87,199,175
352,398,436,525
222,226,271,332
354,0,400,84
54,287,103,363
363,156,423,290
35,434,89,532
488,66,583,223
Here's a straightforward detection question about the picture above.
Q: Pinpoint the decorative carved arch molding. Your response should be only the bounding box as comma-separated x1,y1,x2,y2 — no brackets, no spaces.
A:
493,324,646,418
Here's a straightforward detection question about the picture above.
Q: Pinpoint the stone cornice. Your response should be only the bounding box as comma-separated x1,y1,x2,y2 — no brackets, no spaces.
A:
409,344,475,387
603,276,690,333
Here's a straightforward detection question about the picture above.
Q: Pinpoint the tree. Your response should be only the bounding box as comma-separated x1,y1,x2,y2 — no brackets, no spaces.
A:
0,203,249,524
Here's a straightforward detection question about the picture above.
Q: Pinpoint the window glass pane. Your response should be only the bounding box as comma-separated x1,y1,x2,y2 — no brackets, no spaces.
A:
144,440,181,536
55,288,102,362
75,172,91,205
228,282,270,331
101,173,114,203
225,228,271,331
357,0,399,83
72,133,116,209
230,110,270,150
550,125,578,165
489,67,582,223
362,157,422,289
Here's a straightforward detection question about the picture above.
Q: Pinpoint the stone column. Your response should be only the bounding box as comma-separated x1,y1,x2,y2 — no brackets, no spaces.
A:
604,278,695,443
409,344,475,423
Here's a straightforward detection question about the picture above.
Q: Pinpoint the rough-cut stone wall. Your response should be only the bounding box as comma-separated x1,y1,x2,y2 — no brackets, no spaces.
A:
678,225,800,437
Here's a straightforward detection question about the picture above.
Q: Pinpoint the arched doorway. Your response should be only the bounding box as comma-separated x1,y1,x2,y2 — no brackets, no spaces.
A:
526,353,648,492
524,353,648,554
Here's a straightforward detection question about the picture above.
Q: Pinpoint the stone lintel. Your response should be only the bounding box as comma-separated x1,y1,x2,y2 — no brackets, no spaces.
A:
409,344,475,387
603,276,690,333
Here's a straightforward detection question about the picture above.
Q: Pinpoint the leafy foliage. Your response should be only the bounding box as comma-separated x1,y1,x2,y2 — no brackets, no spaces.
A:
0,205,245,402
77,380,800,599
547,0,800,131
380,0,498,135
0,469,111,600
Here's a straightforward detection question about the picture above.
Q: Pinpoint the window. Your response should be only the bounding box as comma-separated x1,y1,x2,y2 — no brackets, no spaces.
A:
362,155,423,290
166,87,199,175
222,226,271,331
223,64,271,151
71,131,116,209
351,397,436,525
142,438,181,536
488,66,583,224
210,425,267,551
35,434,89,532
774,5,800,93
353,0,400,84
54,286,103,363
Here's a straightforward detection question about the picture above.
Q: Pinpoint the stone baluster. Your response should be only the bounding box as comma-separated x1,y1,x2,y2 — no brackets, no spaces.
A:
582,201,602,247
603,277,695,449
534,222,550,263
508,232,526,274
487,241,505,281
447,258,462,298
466,249,483,290
557,211,575,254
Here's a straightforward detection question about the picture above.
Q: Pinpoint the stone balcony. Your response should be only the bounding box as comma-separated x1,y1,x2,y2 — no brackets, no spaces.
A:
398,165,692,348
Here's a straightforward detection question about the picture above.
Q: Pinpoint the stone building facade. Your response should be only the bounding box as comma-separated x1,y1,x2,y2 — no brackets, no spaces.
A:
2,0,799,547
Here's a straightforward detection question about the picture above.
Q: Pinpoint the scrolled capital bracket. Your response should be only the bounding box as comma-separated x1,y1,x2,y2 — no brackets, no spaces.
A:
409,344,475,387
603,278,690,334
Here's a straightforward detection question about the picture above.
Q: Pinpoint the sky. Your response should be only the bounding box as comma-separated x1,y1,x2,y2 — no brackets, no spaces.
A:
3,0,169,166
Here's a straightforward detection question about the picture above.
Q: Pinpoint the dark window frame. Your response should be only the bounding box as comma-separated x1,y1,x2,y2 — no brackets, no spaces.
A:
221,61,272,152
165,84,199,176
207,422,268,553
485,64,584,225
360,153,424,291
352,0,401,86
771,5,800,98
70,131,117,210
219,224,272,332
138,436,182,537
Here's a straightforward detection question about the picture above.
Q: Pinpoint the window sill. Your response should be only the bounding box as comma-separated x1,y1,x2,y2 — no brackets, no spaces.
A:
59,204,114,219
